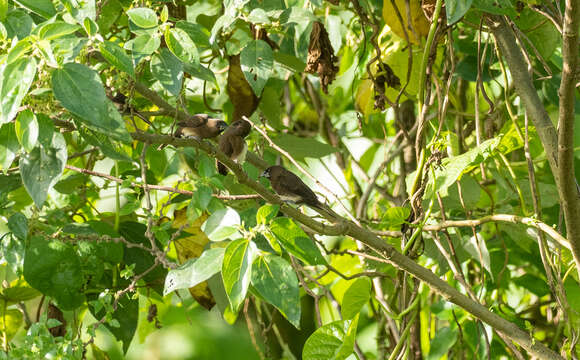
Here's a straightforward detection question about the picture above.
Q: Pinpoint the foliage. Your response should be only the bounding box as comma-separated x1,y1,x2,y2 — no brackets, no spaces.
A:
0,0,578,359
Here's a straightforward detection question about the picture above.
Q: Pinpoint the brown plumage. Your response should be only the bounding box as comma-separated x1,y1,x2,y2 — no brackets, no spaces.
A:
217,120,251,175
175,114,228,140
260,165,322,209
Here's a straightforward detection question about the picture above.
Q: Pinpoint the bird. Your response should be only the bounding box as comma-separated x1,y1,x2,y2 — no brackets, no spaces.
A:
260,165,323,209
217,120,251,175
174,114,228,140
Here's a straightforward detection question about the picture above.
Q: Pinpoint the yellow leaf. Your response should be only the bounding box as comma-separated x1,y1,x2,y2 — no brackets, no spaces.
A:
383,0,430,44
172,209,216,309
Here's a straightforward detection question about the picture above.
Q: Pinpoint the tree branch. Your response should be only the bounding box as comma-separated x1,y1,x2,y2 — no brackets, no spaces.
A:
130,130,563,360
557,0,580,277
489,16,559,177
64,165,260,200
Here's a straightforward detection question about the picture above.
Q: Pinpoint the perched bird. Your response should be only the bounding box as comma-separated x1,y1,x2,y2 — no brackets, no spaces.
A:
217,120,251,175
260,165,322,209
175,114,228,140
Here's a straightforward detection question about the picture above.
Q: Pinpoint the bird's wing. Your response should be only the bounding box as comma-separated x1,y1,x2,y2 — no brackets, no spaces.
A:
229,135,247,161
279,172,317,200
178,114,209,128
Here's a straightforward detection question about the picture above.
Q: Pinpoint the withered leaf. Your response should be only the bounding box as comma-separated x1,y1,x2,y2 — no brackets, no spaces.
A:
305,21,339,94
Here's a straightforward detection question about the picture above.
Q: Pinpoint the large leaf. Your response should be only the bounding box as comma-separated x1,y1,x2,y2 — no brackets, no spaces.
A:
427,327,458,360
164,247,225,296
222,238,258,311
124,34,160,66
126,7,158,29
445,0,473,24
119,222,167,296
13,0,56,18
0,123,19,170
0,309,22,342
251,255,300,328
51,62,131,142
89,293,138,354
240,40,273,96
341,278,371,320
19,132,67,208
38,21,81,40
23,236,85,310
272,133,337,161
201,208,241,242
99,41,135,78
425,137,500,198
150,48,183,96
0,57,37,125
269,217,327,265
15,109,37,152
302,318,359,360
165,27,199,66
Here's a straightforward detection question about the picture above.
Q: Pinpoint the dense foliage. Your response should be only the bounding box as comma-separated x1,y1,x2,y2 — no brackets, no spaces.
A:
0,0,579,359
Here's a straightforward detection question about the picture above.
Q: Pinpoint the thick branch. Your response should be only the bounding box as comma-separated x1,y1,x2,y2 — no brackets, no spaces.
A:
557,0,580,276
489,16,559,176
130,130,563,360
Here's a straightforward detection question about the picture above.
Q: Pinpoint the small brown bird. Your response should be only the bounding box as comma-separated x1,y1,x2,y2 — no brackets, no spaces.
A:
260,165,322,209
217,120,251,175
175,114,228,140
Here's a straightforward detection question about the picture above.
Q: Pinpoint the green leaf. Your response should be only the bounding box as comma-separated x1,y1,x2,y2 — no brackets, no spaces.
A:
15,109,38,152
150,48,183,96
23,236,85,310
99,41,135,79
269,217,327,265
78,126,132,161
36,113,54,146
259,85,283,130
240,40,273,96
163,247,225,296
272,134,337,161
19,132,67,208
38,22,81,40
0,309,22,342
126,7,158,29
381,207,410,230
247,8,270,24
193,184,213,211
463,233,492,279
7,212,27,240
445,0,473,24
124,34,160,65
256,204,279,225
273,52,306,73
7,39,32,64
302,317,359,360
251,255,300,328
13,0,56,18
51,62,131,142
183,62,217,85
83,17,99,36
0,0,7,21
202,208,241,242
427,327,458,360
513,274,550,297
0,57,37,125
222,238,258,311
471,0,517,16
4,10,33,39
119,221,167,295
341,278,371,320
0,123,19,170
175,21,210,48
89,293,138,354
165,27,199,66
426,137,500,197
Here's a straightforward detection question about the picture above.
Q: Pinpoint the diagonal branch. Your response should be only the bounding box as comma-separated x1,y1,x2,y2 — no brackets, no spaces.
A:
557,0,580,277
130,130,563,360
